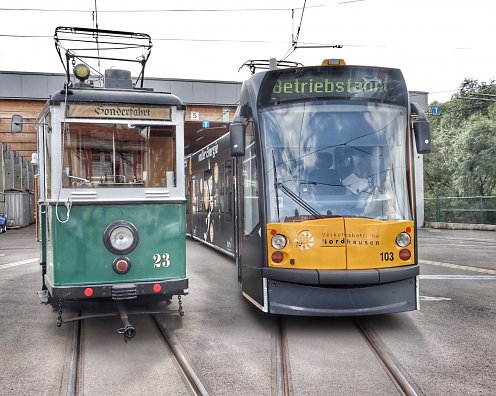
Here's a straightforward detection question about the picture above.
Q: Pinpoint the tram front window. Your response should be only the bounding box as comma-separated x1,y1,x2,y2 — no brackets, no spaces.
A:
62,123,176,188
261,102,412,222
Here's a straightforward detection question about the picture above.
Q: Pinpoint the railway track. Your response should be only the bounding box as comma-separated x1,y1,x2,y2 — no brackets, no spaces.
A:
151,314,211,396
273,316,293,396
354,319,425,396
63,312,211,396
274,317,424,396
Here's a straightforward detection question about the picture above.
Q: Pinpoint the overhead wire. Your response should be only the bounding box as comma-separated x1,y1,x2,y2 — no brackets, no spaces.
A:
93,0,101,74
281,0,307,61
0,6,324,13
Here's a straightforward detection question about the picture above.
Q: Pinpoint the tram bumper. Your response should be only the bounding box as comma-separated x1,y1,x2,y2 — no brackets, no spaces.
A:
44,276,188,301
263,265,419,316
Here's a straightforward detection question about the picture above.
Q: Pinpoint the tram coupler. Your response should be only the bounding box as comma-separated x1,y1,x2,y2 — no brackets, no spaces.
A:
56,299,63,327
178,295,184,316
116,301,136,343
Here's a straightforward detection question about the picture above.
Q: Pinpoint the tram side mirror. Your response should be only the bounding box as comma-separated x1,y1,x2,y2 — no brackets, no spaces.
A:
230,122,246,157
411,102,432,154
240,102,252,119
413,119,432,154
11,115,24,133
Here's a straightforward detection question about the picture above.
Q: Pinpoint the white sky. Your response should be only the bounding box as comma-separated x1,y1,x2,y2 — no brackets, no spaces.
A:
0,0,494,103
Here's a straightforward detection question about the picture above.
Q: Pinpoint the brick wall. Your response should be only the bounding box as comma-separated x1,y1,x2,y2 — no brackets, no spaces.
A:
0,99,44,161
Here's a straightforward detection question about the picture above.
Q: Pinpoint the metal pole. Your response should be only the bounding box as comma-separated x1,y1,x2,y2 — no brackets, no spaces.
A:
480,196,485,224
435,197,440,222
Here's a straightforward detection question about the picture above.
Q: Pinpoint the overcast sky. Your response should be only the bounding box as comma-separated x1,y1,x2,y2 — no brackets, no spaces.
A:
1,0,494,103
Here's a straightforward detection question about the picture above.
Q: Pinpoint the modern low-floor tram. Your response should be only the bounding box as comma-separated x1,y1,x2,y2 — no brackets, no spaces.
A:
187,58,432,316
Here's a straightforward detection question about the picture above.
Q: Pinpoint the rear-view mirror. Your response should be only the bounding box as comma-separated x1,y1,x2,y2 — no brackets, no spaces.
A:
230,122,246,157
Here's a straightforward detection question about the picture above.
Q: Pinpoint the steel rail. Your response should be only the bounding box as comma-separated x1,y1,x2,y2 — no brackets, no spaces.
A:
273,316,293,396
66,317,82,396
151,314,211,396
355,319,424,396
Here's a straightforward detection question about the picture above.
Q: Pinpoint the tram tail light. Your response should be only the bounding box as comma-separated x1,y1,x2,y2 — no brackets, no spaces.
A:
271,251,284,264
113,257,131,274
399,249,411,261
84,288,94,297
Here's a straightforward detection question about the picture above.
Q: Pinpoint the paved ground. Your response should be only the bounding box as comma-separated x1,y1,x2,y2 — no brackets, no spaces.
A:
1,226,495,395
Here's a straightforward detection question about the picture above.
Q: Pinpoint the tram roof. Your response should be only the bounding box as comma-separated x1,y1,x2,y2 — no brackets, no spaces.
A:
48,86,186,109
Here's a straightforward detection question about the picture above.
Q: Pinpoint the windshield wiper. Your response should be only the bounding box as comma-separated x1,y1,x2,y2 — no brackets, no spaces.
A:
276,181,322,219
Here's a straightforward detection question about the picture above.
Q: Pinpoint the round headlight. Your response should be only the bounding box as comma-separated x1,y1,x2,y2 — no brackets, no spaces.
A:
104,221,139,254
271,234,287,250
73,63,90,81
396,232,411,247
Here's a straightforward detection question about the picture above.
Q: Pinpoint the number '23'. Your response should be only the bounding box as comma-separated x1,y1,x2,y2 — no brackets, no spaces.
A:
153,253,171,268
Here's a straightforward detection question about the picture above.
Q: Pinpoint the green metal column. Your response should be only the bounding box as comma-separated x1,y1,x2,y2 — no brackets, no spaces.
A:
435,197,441,222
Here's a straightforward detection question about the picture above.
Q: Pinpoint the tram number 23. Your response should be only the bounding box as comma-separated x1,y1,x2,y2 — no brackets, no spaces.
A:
153,253,171,268
380,252,394,261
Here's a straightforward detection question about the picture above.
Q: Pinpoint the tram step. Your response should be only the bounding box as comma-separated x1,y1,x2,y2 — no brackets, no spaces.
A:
111,284,138,300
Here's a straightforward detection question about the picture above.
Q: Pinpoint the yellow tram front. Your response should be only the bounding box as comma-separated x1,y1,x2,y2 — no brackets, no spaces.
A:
231,60,431,315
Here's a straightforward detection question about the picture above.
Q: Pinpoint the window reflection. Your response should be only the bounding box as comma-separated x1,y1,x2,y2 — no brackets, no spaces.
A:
261,102,411,221
62,123,176,188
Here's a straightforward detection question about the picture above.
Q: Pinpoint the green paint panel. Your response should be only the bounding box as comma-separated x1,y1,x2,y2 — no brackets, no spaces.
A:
46,203,186,286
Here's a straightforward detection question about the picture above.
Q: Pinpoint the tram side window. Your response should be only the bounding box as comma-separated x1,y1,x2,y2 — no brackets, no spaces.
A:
216,162,225,214
44,115,52,198
224,159,233,218
61,123,176,188
148,127,176,188
243,120,259,236
201,169,213,213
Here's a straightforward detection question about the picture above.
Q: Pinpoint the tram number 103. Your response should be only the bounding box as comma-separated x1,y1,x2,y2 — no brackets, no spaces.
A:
153,253,172,268
380,252,394,262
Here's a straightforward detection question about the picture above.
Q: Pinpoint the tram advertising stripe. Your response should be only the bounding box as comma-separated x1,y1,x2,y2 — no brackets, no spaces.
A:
419,259,496,275
0,258,39,270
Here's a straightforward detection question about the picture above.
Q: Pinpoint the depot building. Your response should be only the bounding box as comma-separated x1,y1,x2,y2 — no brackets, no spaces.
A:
0,70,242,162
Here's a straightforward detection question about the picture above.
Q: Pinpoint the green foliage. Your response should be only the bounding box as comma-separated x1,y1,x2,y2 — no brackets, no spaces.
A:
454,116,496,195
424,79,496,197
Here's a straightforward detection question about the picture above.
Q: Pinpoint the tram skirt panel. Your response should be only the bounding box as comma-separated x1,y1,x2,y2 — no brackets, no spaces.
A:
266,277,417,316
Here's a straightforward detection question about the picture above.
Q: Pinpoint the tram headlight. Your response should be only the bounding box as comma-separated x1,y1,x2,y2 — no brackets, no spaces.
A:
271,234,287,250
103,221,139,255
395,232,411,247
73,63,90,81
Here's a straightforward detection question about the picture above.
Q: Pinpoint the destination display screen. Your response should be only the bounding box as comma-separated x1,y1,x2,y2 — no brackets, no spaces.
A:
258,66,408,107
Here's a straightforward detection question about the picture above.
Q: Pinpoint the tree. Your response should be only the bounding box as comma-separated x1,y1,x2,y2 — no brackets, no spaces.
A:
454,115,496,196
424,80,496,197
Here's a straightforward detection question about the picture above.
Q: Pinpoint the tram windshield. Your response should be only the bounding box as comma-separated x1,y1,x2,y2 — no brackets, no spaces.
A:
260,101,412,222
61,123,176,188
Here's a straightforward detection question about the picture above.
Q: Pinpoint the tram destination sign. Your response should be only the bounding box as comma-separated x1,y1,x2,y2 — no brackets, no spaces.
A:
259,66,408,107
67,104,171,120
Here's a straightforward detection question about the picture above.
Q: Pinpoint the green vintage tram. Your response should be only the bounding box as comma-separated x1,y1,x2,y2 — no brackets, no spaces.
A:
16,28,187,338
